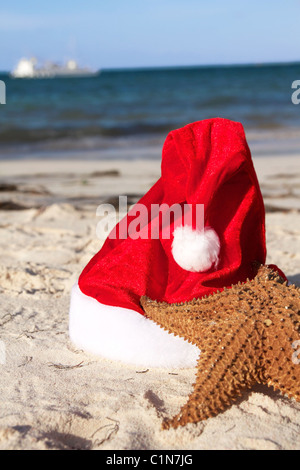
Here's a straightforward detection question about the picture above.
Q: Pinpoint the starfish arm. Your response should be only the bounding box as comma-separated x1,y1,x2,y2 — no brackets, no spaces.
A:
258,283,300,402
162,314,261,429
140,296,205,345
265,354,300,403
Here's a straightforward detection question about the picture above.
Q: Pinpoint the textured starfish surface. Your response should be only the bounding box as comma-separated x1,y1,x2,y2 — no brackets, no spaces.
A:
140,266,300,429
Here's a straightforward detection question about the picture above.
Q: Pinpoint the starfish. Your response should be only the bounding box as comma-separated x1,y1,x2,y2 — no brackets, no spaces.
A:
140,265,300,429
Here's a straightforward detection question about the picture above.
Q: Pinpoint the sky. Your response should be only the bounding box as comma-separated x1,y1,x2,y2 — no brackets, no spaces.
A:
0,0,300,71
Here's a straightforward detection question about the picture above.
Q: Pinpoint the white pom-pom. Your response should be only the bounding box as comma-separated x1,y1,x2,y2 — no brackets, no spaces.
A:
172,225,220,272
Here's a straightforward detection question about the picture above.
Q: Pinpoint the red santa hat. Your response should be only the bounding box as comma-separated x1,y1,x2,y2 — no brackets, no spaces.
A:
69,118,271,368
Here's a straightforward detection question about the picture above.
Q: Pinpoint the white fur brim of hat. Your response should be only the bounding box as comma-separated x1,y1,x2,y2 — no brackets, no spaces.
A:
69,283,200,368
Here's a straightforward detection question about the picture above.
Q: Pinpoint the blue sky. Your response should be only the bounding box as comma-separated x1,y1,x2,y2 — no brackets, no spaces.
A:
1,0,300,71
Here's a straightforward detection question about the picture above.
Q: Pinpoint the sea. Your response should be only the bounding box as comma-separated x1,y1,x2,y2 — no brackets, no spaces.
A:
0,62,300,160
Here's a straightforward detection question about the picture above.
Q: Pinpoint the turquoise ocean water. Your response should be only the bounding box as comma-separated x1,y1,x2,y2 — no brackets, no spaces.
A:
0,63,300,159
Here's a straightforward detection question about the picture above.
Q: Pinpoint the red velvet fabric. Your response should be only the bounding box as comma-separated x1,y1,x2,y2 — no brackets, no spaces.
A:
79,118,269,314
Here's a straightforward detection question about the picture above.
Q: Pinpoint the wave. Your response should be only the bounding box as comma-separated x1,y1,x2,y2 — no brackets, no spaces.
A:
0,122,177,145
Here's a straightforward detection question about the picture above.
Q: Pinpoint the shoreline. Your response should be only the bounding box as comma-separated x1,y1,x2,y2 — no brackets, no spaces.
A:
0,152,299,175
0,126,300,161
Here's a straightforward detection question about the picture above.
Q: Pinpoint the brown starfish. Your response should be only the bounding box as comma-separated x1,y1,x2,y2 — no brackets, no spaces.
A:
140,266,300,429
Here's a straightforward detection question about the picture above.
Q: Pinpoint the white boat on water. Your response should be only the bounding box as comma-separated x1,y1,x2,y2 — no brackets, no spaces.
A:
11,57,99,78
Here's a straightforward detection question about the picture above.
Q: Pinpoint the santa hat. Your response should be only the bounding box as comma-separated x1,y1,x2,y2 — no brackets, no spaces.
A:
69,118,268,368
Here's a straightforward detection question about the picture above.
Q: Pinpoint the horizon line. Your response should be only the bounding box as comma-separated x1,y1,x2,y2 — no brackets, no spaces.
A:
102,59,300,72
1,59,300,74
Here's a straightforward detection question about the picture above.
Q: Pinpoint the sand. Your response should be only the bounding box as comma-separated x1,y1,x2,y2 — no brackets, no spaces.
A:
0,154,299,450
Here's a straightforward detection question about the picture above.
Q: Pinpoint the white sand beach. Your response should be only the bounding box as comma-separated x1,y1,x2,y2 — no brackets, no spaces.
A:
0,154,299,450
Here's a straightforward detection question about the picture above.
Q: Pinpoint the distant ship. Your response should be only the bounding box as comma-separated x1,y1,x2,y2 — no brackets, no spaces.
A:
11,57,99,78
